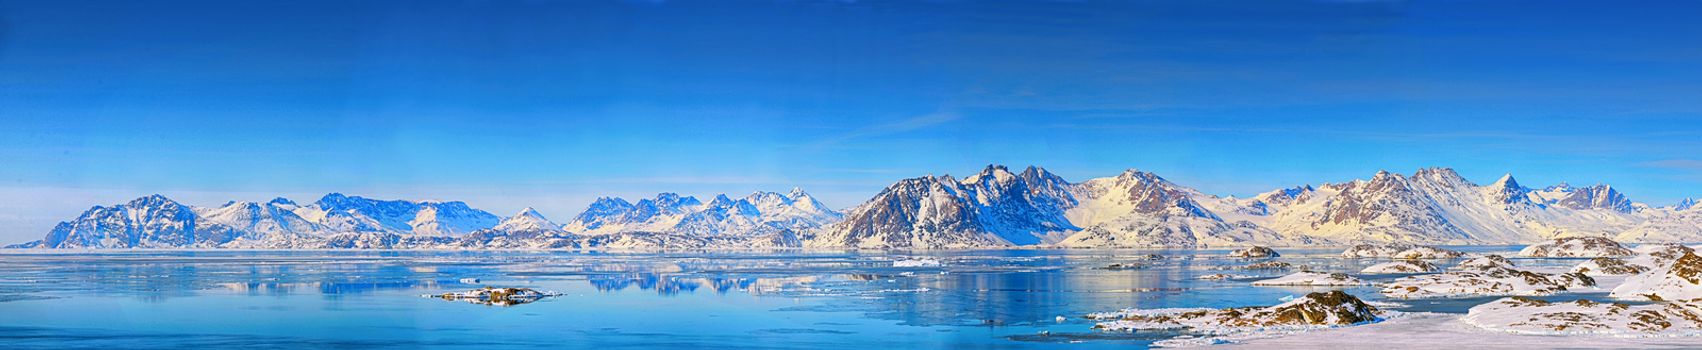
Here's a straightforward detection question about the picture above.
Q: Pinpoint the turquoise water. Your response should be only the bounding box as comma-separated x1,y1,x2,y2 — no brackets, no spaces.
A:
0,247,1572,349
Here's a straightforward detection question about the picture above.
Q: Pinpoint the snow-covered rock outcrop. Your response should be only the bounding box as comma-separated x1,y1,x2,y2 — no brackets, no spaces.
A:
1455,255,1517,271
1611,252,1702,301
1629,244,1696,269
426,287,563,306
1361,260,1440,274
1340,243,1463,259
1383,265,1595,299
1252,272,1369,286
1571,258,1649,276
1518,237,1634,258
1090,291,1382,331
1465,297,1702,336
1229,246,1280,258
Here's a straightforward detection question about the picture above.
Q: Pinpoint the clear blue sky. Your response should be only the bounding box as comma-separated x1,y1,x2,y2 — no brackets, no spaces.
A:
4,0,1702,242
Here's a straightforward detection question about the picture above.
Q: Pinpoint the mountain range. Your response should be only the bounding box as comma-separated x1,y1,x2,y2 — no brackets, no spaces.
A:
11,165,1702,250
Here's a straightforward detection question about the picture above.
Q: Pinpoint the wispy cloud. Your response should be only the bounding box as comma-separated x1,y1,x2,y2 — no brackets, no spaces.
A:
803,111,960,150
1642,159,1702,170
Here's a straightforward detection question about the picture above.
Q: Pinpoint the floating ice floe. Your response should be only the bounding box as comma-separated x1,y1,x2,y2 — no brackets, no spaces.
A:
1464,296,1702,336
1361,260,1440,274
1252,272,1369,286
458,277,481,284
891,258,942,268
1228,246,1280,258
1518,237,1634,258
1570,258,1648,276
1089,291,1382,332
1340,244,1464,259
1611,251,1702,301
425,287,563,306
1382,265,1594,299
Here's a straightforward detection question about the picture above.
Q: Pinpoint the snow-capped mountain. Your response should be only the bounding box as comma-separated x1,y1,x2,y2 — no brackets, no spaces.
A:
563,190,841,240
1056,169,1303,248
30,195,213,248
808,165,1078,249
807,165,1091,249
493,207,560,233
807,165,1702,249
299,193,500,236
12,165,1702,250
15,193,504,249
806,173,1005,249
810,165,1303,249
195,198,323,244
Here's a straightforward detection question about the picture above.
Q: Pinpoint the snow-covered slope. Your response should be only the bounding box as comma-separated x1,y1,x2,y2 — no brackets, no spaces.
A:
196,198,323,245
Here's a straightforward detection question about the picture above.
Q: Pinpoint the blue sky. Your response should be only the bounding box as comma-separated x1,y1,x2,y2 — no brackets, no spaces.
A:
4,0,1702,242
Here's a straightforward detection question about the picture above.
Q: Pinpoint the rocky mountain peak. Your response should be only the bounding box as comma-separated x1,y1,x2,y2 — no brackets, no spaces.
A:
128,194,180,208
1555,184,1634,213
495,207,559,232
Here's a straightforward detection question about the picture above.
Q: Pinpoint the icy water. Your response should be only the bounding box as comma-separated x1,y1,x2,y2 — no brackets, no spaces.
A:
0,247,1603,349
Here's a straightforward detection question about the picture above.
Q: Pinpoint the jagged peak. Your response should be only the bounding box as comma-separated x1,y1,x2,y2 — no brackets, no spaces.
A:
586,196,635,211
708,194,737,206
318,192,351,202
1678,198,1699,211
787,186,808,198
1114,168,1165,182
515,207,545,217
127,194,180,207
1018,165,1069,185
643,192,701,208
1413,167,1461,177
268,197,297,206
1492,173,1520,189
